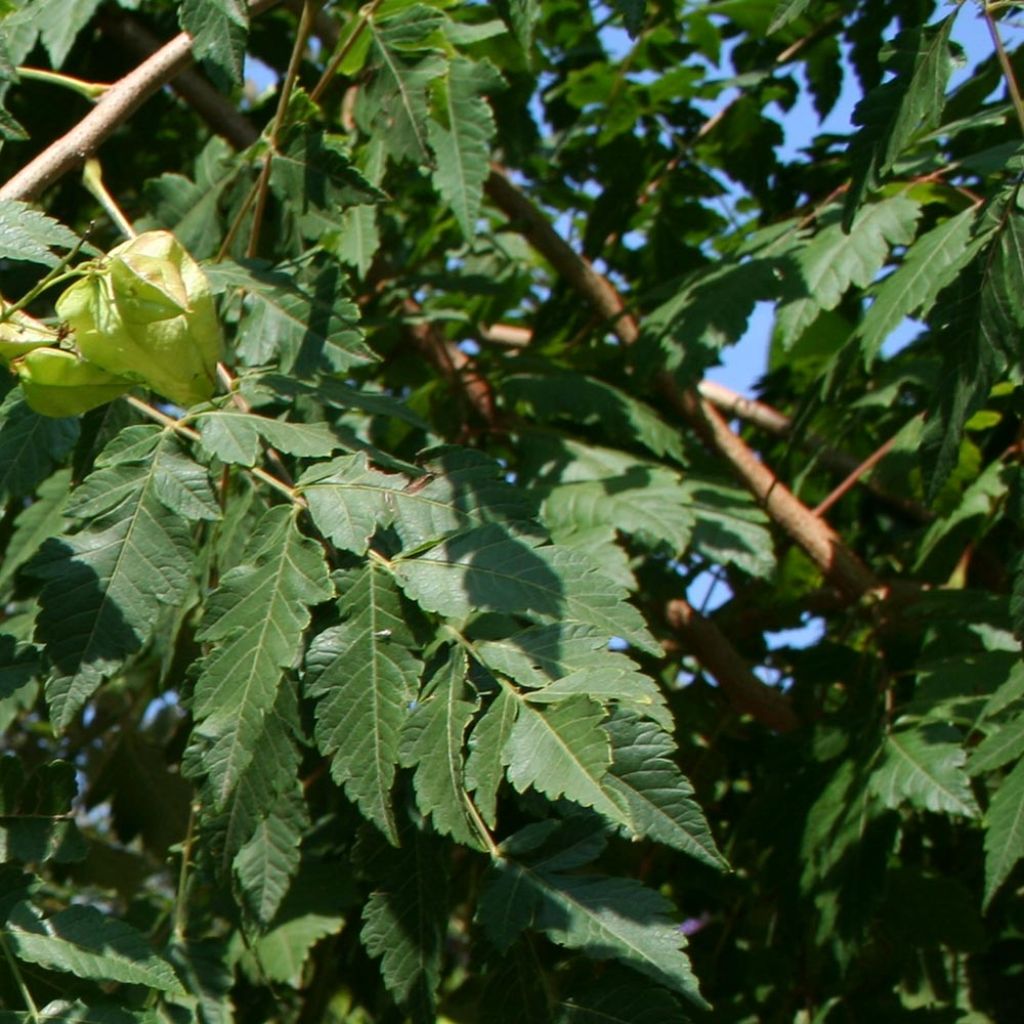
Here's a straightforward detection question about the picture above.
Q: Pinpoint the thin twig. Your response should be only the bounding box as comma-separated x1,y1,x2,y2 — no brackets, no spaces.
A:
125,395,302,504
248,0,322,257
983,2,1024,137
0,932,40,1023
813,434,899,518
309,0,383,104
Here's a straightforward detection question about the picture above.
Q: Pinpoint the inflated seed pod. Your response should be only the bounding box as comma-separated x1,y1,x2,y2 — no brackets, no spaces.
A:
0,306,60,364
14,347,133,417
55,230,221,407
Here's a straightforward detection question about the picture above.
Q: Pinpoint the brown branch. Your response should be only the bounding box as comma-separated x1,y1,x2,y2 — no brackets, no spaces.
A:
0,0,282,202
485,166,881,601
99,12,260,150
401,298,497,427
666,600,799,732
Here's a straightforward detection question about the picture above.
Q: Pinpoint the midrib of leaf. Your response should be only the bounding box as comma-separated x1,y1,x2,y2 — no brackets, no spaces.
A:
371,26,430,160
200,540,307,804
507,860,705,1007
885,731,978,817
506,687,626,824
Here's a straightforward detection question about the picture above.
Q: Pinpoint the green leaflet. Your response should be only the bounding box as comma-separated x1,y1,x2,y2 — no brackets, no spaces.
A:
192,506,332,804
30,434,197,730
305,562,422,844
776,197,921,349
270,122,384,242
205,259,375,375
195,409,342,466
503,693,629,827
393,523,659,655
844,15,958,224
555,970,686,1024
359,819,450,1023
479,851,706,1007
400,646,481,848
0,391,78,502
540,467,696,556
855,205,983,366
605,714,727,871
502,374,686,465
179,0,249,86
767,0,812,33
243,862,351,988
869,724,980,819
298,447,535,556
983,755,1024,908
428,58,501,240
0,199,80,266
234,780,308,927
465,685,518,827
6,902,184,993
474,622,671,729
359,6,448,164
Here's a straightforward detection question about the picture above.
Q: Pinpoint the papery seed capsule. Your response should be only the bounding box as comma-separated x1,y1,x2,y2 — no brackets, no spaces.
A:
13,347,133,417
56,230,221,408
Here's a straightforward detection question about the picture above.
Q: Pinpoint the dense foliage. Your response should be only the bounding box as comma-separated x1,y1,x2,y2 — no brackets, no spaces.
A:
0,0,1022,1020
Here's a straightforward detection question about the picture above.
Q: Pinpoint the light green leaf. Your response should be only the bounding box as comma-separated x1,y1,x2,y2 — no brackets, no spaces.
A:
0,200,80,266
768,0,811,34
196,409,342,466
192,506,332,804
971,712,1024,775
869,724,980,818
6,902,183,993
428,58,499,239
479,861,706,1007
776,197,921,348
983,755,1024,908
299,448,534,556
855,206,983,366
28,0,102,67
541,468,696,556
305,562,422,844
400,647,480,847
605,714,727,871
504,694,628,826
180,0,248,85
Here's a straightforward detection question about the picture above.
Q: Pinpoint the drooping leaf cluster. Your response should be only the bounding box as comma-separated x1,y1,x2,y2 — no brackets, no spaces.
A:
0,0,1021,1022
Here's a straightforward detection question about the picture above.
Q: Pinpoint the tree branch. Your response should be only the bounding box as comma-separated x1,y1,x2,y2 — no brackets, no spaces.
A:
666,599,798,732
0,0,281,202
484,167,881,601
98,11,260,150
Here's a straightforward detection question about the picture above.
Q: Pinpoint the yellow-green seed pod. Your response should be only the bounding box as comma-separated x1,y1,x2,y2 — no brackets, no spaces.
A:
56,230,221,408
0,306,60,364
13,347,133,417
